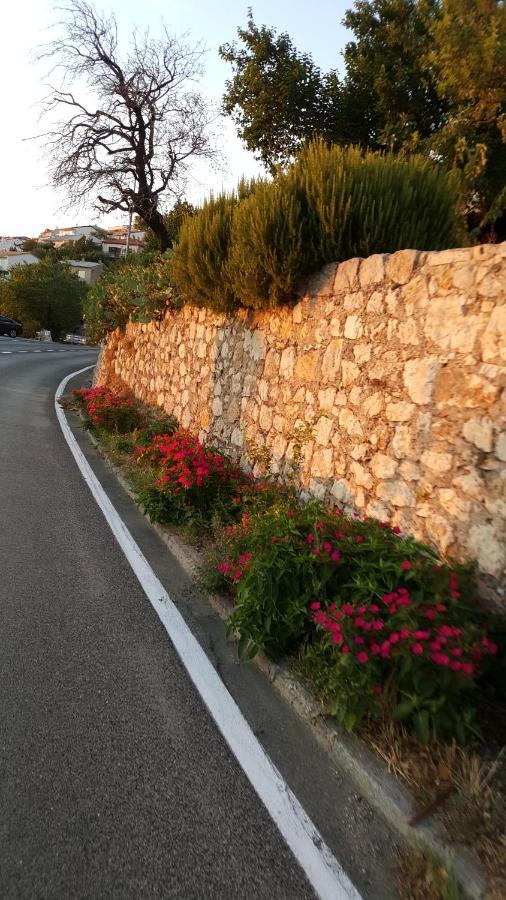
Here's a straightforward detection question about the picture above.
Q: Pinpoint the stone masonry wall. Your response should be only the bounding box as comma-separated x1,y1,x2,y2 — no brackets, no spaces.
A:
97,243,506,584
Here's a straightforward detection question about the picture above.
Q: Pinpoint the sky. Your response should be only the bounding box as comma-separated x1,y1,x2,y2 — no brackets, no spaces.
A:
0,1,351,237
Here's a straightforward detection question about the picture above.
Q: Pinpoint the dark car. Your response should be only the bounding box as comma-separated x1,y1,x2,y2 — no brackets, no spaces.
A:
0,315,22,337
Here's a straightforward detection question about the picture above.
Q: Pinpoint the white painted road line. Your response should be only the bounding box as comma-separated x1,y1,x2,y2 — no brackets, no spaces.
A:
55,365,361,900
1,351,12,354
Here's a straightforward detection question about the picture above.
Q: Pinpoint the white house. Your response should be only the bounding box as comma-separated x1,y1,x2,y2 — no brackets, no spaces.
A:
0,236,29,251
0,251,39,278
38,225,103,246
101,237,145,258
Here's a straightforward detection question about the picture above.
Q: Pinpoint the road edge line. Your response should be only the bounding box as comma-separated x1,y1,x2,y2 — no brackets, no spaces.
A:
55,366,362,900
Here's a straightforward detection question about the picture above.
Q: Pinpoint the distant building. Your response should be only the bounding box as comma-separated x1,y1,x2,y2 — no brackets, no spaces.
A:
101,236,145,258
38,225,103,247
0,236,29,251
0,251,39,278
67,259,105,285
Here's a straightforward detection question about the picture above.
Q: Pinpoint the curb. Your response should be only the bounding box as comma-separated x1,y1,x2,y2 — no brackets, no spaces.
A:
84,427,486,900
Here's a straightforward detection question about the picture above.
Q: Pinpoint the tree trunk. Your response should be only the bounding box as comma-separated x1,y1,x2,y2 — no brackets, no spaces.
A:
136,205,169,252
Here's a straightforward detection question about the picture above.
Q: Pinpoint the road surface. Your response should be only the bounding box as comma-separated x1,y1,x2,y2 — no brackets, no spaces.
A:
0,344,396,899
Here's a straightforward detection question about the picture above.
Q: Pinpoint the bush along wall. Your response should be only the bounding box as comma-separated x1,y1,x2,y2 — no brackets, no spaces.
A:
69,385,503,747
170,141,466,310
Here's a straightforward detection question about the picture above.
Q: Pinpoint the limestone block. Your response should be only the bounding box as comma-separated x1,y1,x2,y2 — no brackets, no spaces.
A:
353,343,372,364
311,448,334,479
376,481,415,507
403,358,439,405
344,291,365,312
360,253,386,287
248,329,267,361
366,291,384,314
344,315,363,340
467,523,506,577
371,453,397,479
399,461,421,481
425,296,481,352
481,306,506,363
259,405,273,432
438,489,471,521
420,450,453,474
425,248,470,266
295,349,320,381
428,516,455,553
452,470,485,502
387,249,418,285
348,386,363,406
321,339,343,381
462,417,494,452
386,401,416,422
350,460,374,489
315,416,334,445
318,387,336,410
362,392,384,418
264,348,280,377
496,433,506,462
334,257,360,293
331,479,353,503
341,360,360,386
339,408,363,438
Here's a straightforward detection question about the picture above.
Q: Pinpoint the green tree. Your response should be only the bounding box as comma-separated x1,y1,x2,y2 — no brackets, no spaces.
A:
0,259,87,340
220,11,341,172
429,0,506,235
341,0,445,150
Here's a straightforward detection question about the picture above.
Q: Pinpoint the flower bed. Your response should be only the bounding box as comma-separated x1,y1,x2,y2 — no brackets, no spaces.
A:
71,385,503,747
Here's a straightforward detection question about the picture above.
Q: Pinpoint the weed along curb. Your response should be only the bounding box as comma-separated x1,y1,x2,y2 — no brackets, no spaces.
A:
82,426,488,900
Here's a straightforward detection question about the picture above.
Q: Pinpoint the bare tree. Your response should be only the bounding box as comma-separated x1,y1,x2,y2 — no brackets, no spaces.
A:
37,1,217,251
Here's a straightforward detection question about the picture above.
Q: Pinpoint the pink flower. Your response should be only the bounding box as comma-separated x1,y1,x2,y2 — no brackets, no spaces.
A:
450,661,462,671
413,630,430,640
370,604,379,613
342,603,354,615
412,643,424,655
357,651,369,664
392,525,401,535
373,686,382,695
316,521,324,529
487,642,498,655
355,535,364,543
315,612,327,624
461,662,474,676
332,633,343,645
342,645,350,654
323,542,332,552
312,547,319,555
309,602,321,611
400,628,410,640
373,620,384,632
331,550,341,562
389,632,400,644
431,652,450,666
306,534,315,544
370,643,381,655
435,603,446,612
401,560,411,570
355,617,365,627
355,637,365,645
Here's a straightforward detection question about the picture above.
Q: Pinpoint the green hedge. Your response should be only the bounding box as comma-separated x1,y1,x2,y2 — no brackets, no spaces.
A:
171,141,466,309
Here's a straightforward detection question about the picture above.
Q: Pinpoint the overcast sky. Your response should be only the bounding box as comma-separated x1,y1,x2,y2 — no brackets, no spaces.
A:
0,1,351,237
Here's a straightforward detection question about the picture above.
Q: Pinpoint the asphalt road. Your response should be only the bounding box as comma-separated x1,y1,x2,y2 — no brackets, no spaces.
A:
0,345,322,898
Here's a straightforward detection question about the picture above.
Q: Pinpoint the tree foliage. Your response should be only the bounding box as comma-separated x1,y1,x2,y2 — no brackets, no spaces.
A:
221,2,506,233
220,11,341,173
84,252,175,341
0,259,87,339
38,0,217,251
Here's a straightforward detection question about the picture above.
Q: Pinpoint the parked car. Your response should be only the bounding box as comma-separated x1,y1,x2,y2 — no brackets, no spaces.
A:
0,315,22,337
35,329,52,342
64,334,87,345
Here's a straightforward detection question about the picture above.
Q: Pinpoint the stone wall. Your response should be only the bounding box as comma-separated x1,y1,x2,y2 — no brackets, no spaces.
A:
97,243,506,584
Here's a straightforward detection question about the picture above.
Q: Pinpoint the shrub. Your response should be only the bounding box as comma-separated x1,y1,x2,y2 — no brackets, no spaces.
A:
134,431,261,529
72,386,142,433
212,501,496,742
84,251,175,341
170,181,256,312
170,140,466,310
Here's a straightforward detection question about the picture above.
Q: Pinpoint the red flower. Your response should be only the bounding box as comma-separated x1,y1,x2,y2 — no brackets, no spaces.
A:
357,651,369,664
401,560,411,571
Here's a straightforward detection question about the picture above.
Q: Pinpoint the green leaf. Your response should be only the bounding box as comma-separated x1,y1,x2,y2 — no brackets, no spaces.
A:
414,710,430,744
393,699,416,721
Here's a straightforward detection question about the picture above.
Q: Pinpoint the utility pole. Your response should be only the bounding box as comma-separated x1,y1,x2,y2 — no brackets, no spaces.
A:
125,203,133,258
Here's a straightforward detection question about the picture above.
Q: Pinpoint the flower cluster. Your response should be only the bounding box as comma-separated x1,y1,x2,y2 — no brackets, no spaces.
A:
72,386,141,433
309,565,498,741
